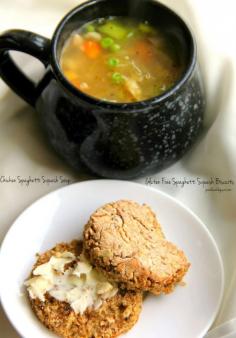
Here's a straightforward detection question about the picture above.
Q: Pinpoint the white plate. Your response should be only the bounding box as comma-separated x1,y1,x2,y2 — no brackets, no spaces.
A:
0,180,224,338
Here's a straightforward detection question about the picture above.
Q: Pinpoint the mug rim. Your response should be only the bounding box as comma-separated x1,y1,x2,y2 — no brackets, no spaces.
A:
51,0,197,110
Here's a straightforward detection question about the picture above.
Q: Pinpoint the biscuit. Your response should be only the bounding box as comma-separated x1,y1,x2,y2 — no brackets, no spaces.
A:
27,240,142,338
83,200,190,294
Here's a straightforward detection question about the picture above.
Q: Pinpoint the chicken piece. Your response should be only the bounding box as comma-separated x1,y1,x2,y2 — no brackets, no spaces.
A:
84,32,102,41
124,77,142,101
70,34,84,49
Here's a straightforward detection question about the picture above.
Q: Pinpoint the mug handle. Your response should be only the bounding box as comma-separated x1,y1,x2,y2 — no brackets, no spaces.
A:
0,29,50,106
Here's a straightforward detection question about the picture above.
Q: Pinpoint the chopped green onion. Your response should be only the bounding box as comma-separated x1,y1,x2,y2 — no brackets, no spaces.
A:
112,72,124,84
139,22,154,33
101,37,114,49
110,43,121,52
108,58,119,67
86,24,95,33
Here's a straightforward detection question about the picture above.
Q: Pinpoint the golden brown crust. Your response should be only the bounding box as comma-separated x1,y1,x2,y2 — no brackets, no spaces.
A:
83,200,190,294
28,240,143,338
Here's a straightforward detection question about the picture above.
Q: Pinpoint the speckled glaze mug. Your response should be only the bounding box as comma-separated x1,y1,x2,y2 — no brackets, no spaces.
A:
0,0,205,179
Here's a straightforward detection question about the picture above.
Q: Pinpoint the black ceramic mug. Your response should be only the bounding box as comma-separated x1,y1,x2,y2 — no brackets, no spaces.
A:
0,0,205,179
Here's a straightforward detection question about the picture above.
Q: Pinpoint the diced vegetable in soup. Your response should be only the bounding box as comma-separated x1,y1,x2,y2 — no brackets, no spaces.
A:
60,17,185,103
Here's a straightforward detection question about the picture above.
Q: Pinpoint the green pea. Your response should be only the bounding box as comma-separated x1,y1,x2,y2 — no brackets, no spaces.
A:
108,58,119,67
86,24,95,32
110,43,121,52
101,37,114,49
112,72,124,84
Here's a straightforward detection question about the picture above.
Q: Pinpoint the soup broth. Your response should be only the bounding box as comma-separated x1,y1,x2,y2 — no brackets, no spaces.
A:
60,17,185,103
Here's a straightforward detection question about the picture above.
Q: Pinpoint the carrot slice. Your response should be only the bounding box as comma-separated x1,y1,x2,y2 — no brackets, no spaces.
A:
81,40,101,59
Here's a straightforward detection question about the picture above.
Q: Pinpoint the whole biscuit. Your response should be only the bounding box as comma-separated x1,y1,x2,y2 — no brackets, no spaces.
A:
84,200,190,294
28,240,142,338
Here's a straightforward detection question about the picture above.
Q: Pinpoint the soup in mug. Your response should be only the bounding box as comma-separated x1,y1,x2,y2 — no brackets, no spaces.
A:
60,17,185,103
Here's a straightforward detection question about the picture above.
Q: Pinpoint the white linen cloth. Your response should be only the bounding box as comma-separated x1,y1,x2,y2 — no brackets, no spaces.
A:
0,0,235,337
